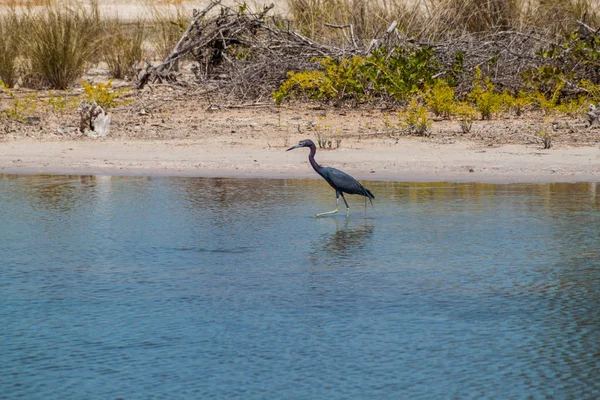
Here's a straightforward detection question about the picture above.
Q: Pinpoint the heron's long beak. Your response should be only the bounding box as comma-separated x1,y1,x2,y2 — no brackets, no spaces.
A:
286,144,302,151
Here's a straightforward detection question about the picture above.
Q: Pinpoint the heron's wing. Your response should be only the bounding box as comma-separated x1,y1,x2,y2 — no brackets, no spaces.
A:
323,167,374,198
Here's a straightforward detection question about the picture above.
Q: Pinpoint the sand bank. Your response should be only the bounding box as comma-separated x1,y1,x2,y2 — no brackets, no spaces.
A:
1,137,599,183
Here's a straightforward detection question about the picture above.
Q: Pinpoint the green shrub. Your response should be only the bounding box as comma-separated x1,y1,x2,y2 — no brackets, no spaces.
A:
399,97,431,136
272,69,330,105
364,46,441,101
453,101,478,133
0,81,38,121
521,29,600,101
553,96,587,117
578,79,600,104
468,67,505,120
507,90,534,116
274,45,442,104
44,90,79,114
319,56,368,102
82,80,132,109
423,79,455,118
532,82,564,115
272,56,369,105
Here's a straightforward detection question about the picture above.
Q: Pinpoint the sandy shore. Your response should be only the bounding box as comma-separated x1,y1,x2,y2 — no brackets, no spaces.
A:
1,68,599,183
1,137,599,183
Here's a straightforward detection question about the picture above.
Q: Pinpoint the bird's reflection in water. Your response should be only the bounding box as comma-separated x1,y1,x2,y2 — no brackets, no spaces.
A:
311,218,374,264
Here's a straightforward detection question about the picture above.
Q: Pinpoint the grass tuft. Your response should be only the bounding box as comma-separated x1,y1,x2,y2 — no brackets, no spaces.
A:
146,2,187,63
23,1,103,89
0,7,22,87
102,18,146,79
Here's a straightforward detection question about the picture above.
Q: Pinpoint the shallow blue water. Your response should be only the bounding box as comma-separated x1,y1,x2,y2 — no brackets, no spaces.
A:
1,175,599,399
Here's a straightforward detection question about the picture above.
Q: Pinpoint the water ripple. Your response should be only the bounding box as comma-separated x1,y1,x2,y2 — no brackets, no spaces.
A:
1,176,599,399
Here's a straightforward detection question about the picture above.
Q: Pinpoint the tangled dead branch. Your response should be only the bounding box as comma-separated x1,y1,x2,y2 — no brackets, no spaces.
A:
137,1,595,102
137,1,348,98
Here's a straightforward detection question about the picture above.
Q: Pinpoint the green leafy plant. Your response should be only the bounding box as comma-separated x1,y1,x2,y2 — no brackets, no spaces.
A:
446,51,465,87
398,97,431,136
507,90,534,116
453,101,477,133
364,46,441,101
468,67,505,120
578,79,600,104
553,96,587,117
423,79,455,118
531,82,565,115
531,79,600,117
1,81,38,121
273,46,442,105
81,80,132,109
319,56,368,102
44,90,79,113
521,31,600,101
521,65,566,95
272,70,330,105
273,56,368,104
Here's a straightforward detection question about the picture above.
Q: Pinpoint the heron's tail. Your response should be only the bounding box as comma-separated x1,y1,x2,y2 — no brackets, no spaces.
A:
362,186,375,209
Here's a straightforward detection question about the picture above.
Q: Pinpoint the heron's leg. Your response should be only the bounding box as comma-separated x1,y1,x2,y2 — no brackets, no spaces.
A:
315,191,340,218
340,192,350,217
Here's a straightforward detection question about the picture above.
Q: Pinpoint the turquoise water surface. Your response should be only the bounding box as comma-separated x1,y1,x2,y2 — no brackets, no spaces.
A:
1,175,599,399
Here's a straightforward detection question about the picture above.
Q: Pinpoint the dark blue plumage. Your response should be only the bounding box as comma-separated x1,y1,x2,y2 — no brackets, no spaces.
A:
320,167,375,199
287,139,374,217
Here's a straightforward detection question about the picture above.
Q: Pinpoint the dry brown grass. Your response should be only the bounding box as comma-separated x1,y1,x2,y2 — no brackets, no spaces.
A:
519,0,600,37
145,1,187,62
288,0,424,44
0,8,21,87
426,0,521,36
153,0,189,5
0,0,55,5
101,18,146,79
287,0,600,42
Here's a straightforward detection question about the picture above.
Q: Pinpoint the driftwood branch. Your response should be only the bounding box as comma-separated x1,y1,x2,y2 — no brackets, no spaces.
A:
169,0,221,61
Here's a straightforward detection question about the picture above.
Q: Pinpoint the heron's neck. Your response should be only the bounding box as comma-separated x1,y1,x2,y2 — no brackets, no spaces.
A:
308,144,321,173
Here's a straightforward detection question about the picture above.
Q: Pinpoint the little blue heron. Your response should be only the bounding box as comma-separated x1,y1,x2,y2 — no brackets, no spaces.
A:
287,139,374,217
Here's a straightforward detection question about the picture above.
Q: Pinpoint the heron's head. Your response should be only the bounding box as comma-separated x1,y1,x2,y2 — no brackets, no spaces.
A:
590,104,597,111
286,139,315,151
